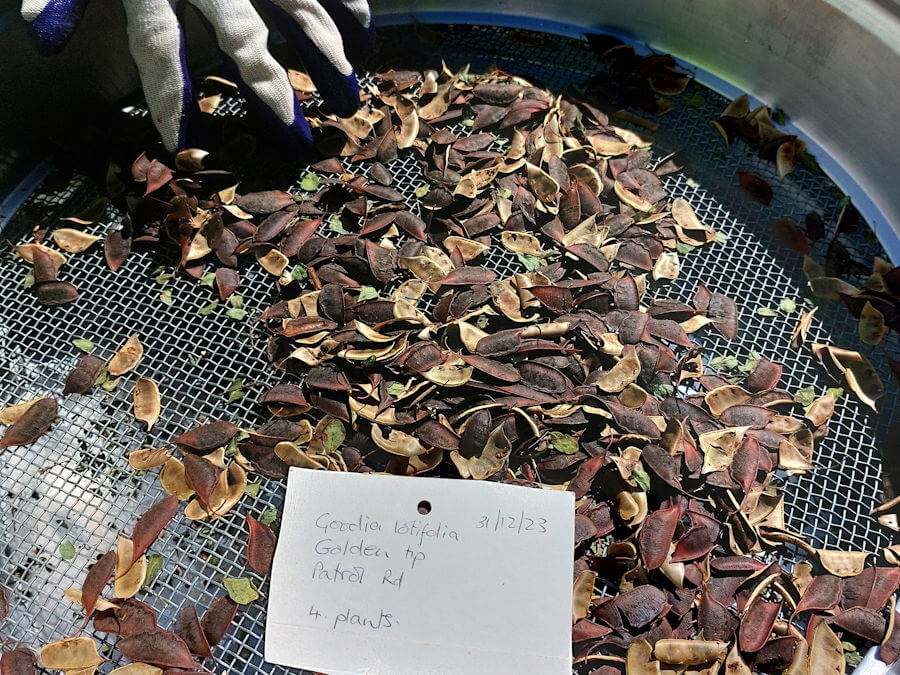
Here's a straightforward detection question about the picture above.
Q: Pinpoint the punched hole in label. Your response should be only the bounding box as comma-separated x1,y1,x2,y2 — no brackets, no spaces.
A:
417,500,432,515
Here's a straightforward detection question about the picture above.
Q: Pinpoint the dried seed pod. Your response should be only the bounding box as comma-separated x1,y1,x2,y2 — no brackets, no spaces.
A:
63,355,105,395
133,378,161,430
174,606,213,659
109,334,143,376
34,280,79,305
653,639,728,665
0,397,57,449
117,630,199,670
174,420,239,453
202,595,239,646
1,648,37,675
114,536,147,599
39,637,106,671
129,495,178,570
246,514,277,575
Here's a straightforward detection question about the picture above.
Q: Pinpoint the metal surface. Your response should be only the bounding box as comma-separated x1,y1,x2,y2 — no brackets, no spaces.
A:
0,23,897,672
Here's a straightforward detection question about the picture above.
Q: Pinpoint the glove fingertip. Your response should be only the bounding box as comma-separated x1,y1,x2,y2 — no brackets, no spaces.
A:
285,97,315,151
317,0,376,63
24,0,88,55
323,71,362,119
346,23,376,64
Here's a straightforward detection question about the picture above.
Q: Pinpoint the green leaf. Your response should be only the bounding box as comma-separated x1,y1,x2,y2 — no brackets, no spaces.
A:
709,355,740,372
357,286,378,301
229,294,244,309
94,367,109,387
59,540,76,561
159,289,173,306
225,380,244,404
756,306,777,317
244,480,261,498
328,214,348,234
633,465,651,492
548,431,578,455
517,252,544,271
475,316,489,329
497,187,512,199
845,651,862,668
321,418,346,454
72,338,95,353
23,269,35,290
794,386,816,407
652,384,675,399
289,264,308,282
462,118,474,127
101,377,120,392
224,577,260,605
143,553,164,588
681,92,706,109
227,308,246,321
155,271,174,285
714,231,729,243
772,108,788,126
259,507,278,525
827,387,844,401
779,298,797,313
198,300,218,316
797,150,823,175
675,241,695,255
839,195,851,209
414,184,430,198
300,172,320,192
200,273,216,287
387,382,405,396
738,351,762,373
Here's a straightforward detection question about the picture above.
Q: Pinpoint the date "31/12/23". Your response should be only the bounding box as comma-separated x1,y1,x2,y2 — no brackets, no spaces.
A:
476,510,548,534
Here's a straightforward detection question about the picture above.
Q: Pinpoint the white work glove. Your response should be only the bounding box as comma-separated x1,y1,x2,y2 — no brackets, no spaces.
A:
20,0,374,154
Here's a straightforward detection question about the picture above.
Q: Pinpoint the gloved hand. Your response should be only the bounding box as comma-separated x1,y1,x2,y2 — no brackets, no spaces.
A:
20,0,374,154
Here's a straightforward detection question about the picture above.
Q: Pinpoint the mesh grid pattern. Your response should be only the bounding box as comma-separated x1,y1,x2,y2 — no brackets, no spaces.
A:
0,23,897,672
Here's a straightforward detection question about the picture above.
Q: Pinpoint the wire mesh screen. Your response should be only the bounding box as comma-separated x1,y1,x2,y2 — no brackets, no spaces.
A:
0,23,897,673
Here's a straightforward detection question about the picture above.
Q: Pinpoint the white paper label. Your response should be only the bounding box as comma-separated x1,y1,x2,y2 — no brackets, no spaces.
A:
265,468,575,675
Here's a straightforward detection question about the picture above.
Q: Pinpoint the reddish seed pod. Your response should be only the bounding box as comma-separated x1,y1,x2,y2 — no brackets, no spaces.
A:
202,595,239,646
246,514,277,575
0,397,57,449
